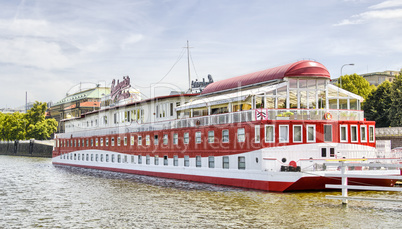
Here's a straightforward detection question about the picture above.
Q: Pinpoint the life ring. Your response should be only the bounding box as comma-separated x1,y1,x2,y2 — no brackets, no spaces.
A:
324,112,332,120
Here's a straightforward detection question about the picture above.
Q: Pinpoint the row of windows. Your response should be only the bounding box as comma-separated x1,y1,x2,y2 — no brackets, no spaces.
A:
60,153,246,170
58,124,375,148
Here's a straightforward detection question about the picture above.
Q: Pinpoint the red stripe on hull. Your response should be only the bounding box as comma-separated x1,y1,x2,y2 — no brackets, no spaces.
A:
52,162,294,192
52,162,397,192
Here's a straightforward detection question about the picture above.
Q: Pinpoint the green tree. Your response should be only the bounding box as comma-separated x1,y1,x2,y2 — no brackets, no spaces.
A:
2,112,26,140
388,73,402,126
337,73,375,100
25,101,58,140
363,81,392,127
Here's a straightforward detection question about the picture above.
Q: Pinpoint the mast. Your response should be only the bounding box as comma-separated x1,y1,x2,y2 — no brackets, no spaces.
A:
186,40,191,92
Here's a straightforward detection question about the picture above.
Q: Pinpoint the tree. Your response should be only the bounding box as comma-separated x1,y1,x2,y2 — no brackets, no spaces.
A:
336,73,375,100
25,101,58,140
363,81,392,127
2,112,26,141
388,73,402,126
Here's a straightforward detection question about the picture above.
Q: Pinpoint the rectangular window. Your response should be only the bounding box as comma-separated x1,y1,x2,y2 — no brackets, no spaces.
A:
184,155,189,167
96,154,99,162
86,154,89,161
170,103,174,116
91,139,94,147
184,132,189,144
208,131,214,143
138,155,142,164
173,133,178,145
146,155,150,165
340,125,348,142
293,125,302,143
307,125,315,142
91,154,93,161
321,148,327,157
237,128,245,142
124,136,127,146
279,125,289,143
330,148,335,157
265,125,275,143
255,125,260,143
154,135,159,145
164,156,168,166
117,137,121,146
208,156,215,168
163,134,168,145
117,154,121,163
196,156,201,167
222,130,229,143
146,135,150,145
195,132,201,144
111,154,115,163
106,154,109,162
138,136,142,145
238,156,246,170
130,136,135,145
100,138,103,146
369,126,375,142
154,155,159,165
324,125,332,142
106,138,109,146
111,137,115,146
100,154,103,162
223,156,229,169
173,155,178,166
360,125,367,142
351,125,358,142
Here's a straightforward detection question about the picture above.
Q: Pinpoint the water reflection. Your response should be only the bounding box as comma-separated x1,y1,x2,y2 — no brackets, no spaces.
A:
0,155,401,228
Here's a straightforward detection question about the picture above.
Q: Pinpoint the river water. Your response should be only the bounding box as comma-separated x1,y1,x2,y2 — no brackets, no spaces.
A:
0,155,401,228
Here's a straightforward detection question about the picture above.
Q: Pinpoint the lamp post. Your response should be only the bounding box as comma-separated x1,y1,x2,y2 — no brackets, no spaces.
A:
340,63,355,89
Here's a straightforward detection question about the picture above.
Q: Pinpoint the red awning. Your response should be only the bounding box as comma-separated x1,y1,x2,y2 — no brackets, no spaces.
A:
201,60,330,95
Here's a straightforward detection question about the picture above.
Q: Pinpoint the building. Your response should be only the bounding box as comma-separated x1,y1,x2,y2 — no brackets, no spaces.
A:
49,86,111,133
361,70,399,86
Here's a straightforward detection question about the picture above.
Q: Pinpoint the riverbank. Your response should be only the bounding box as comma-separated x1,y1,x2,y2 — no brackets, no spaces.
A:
0,140,54,158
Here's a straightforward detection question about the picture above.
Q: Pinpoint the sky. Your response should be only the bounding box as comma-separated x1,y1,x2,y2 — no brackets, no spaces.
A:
1,0,402,108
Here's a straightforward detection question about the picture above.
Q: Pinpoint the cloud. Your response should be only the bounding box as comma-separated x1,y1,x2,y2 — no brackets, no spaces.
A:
120,34,144,50
369,0,402,9
334,8,402,25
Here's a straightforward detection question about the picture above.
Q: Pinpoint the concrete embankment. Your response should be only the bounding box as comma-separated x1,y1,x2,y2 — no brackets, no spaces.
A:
0,140,54,158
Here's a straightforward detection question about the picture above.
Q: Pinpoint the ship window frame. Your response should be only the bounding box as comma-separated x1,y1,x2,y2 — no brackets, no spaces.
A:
146,135,150,145
100,138,103,147
237,128,245,142
306,125,316,142
265,125,275,143
222,129,229,143
138,155,142,164
154,135,159,145
196,156,202,167
173,133,178,145
223,156,229,169
138,135,142,145
255,125,260,143
173,155,178,166
146,155,150,164
184,132,189,144
195,131,202,144
340,125,348,142
360,125,367,142
208,156,215,168
279,125,289,143
111,137,115,146
117,137,121,146
324,124,333,142
130,136,134,146
350,125,358,143
164,155,168,166
238,156,246,170
163,134,168,145
154,155,159,165
293,125,302,143
369,125,375,142
124,136,128,146
208,131,214,143
184,155,190,167
106,138,109,146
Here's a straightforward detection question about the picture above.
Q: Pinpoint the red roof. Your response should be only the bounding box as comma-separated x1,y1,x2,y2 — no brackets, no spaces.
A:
201,60,330,95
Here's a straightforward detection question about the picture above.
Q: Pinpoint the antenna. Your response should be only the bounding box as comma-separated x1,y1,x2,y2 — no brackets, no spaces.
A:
186,40,192,91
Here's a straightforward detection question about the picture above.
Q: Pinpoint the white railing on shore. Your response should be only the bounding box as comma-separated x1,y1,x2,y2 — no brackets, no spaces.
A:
57,109,364,139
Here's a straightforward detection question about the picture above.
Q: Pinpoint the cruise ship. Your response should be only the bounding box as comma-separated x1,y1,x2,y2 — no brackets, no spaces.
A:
52,60,400,192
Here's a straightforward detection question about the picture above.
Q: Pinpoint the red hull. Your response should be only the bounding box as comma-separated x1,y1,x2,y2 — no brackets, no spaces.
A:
53,162,396,192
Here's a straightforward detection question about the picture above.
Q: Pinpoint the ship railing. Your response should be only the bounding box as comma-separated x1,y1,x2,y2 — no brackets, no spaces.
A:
58,109,364,138
298,158,402,172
